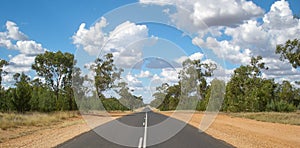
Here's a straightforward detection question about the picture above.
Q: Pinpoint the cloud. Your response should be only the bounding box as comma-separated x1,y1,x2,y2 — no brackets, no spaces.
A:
3,54,35,82
193,37,252,64
160,68,179,83
107,21,148,50
192,0,300,82
191,0,264,27
15,40,45,55
72,17,108,55
0,21,46,83
140,0,300,84
114,47,143,68
150,68,180,86
0,21,27,50
136,70,152,78
175,52,204,64
0,36,15,49
126,73,143,88
8,54,35,67
72,18,149,68
5,21,28,41
263,0,297,30
140,0,264,31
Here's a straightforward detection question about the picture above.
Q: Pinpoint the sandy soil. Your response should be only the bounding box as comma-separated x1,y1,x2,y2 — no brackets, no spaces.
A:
160,111,300,148
0,112,130,148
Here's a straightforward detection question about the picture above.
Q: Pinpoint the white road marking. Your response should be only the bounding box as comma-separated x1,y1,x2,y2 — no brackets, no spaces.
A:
138,137,143,148
143,112,148,148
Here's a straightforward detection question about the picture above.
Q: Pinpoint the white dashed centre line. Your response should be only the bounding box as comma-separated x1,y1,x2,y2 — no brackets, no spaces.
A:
138,137,143,148
143,112,148,148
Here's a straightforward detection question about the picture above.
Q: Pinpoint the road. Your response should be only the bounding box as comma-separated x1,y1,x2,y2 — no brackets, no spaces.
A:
58,108,233,148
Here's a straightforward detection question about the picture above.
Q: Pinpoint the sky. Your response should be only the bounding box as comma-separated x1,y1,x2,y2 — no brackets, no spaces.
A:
1,0,300,103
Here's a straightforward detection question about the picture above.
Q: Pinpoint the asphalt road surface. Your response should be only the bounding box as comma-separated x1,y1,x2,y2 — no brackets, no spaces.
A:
58,108,233,148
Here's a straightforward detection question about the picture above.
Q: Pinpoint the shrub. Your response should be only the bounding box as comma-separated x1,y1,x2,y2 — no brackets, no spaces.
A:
266,100,296,112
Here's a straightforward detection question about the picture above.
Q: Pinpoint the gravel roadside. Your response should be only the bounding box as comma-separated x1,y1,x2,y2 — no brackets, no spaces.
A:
160,111,300,148
0,112,129,148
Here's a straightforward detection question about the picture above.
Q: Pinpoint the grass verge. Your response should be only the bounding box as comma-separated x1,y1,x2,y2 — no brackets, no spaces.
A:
0,111,79,130
229,111,300,125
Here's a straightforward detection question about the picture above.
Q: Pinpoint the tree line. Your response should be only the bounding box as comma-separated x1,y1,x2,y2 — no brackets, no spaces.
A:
0,52,143,113
150,39,300,112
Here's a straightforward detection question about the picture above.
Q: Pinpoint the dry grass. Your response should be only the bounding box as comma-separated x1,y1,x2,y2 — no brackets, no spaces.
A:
229,111,300,125
0,112,130,147
0,111,79,130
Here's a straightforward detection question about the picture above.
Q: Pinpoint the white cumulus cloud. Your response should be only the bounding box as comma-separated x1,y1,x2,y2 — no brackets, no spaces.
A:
175,52,204,64
0,21,46,83
15,40,45,55
136,70,152,78
192,0,300,82
126,73,143,88
72,18,149,68
5,21,28,41
140,0,264,32
72,17,108,55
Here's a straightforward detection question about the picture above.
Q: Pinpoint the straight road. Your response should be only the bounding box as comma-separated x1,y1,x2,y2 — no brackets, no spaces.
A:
58,108,233,148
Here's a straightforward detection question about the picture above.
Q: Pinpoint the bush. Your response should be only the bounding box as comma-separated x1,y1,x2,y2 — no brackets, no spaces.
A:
266,100,296,112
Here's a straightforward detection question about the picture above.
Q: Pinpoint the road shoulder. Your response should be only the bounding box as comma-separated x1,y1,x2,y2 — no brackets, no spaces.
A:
158,111,300,148
0,112,130,148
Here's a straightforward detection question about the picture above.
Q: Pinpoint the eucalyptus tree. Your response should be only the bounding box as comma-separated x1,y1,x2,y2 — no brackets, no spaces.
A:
276,38,300,69
223,56,270,112
0,59,8,87
150,83,169,109
89,53,123,100
276,38,300,84
178,58,216,109
32,51,74,110
0,59,9,111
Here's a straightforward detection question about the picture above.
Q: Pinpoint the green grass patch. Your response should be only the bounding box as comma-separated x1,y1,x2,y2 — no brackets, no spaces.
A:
0,111,79,130
229,111,300,125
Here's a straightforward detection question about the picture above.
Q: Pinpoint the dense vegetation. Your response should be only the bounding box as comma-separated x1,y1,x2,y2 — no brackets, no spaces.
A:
0,52,143,113
150,39,300,112
0,39,299,113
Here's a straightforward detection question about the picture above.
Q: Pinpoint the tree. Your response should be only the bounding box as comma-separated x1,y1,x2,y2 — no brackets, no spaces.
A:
30,78,43,111
150,58,216,111
199,79,225,111
158,84,180,110
266,80,297,112
276,38,300,69
90,53,122,99
178,59,216,110
277,81,294,103
0,59,8,87
0,59,9,111
32,51,74,110
117,82,135,110
117,82,143,110
223,56,269,112
11,73,32,113
150,83,169,109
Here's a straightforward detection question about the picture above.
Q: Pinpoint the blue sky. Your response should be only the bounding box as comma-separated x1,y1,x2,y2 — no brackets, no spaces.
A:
1,0,300,103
